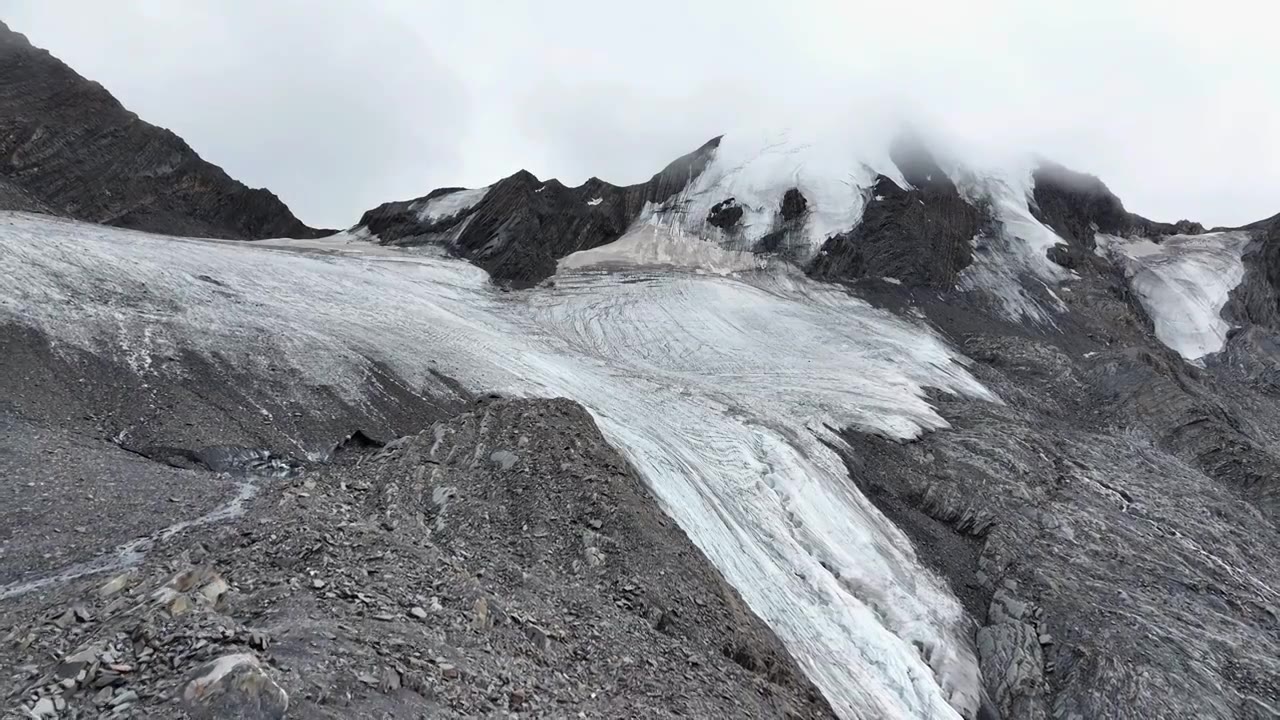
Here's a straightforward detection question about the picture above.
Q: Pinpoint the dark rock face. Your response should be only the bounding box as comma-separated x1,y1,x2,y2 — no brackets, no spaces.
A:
833,189,1280,720
707,198,744,229
0,21,328,240
836,227,1280,718
752,188,811,258
1045,243,1078,270
780,188,808,221
358,137,722,287
1029,161,1204,260
807,136,984,288
1224,213,1280,331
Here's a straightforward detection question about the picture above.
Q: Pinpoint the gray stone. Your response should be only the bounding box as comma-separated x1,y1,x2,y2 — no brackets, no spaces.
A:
489,449,519,470
29,697,56,718
183,654,288,720
976,622,1047,720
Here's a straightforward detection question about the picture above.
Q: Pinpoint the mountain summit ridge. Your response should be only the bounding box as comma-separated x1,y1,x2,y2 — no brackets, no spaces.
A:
0,20,330,240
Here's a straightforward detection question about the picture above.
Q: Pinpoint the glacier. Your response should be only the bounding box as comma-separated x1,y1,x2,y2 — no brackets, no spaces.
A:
1098,231,1252,363
0,210,1002,719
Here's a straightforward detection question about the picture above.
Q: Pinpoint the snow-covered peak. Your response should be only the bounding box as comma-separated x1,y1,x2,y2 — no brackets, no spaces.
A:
643,127,905,256
560,126,1074,322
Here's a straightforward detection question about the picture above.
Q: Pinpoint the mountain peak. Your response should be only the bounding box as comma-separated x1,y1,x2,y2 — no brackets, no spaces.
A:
0,21,330,240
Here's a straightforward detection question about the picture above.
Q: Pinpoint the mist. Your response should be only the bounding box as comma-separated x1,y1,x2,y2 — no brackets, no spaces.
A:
5,0,1278,229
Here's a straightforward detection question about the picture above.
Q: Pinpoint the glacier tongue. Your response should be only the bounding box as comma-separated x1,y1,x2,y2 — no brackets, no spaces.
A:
1098,231,1252,363
0,211,997,719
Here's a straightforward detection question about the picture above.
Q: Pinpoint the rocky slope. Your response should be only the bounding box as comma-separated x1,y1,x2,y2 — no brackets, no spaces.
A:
0,21,329,240
2,396,832,719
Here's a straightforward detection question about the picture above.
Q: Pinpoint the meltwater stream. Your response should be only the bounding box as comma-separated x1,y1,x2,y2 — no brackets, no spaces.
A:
0,212,997,719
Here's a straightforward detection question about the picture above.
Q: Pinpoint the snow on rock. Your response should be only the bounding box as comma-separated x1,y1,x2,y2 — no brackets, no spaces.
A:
644,127,903,257
1098,231,1251,363
955,168,1071,324
243,230,383,256
558,217,762,275
411,186,491,223
586,197,603,206
559,127,1075,325
0,211,999,719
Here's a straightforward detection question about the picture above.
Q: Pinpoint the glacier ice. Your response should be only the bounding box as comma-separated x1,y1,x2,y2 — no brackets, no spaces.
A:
1098,231,1251,363
558,220,764,275
0,211,1002,719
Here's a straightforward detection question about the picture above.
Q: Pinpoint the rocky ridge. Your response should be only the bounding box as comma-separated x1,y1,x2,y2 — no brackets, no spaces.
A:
355,138,721,287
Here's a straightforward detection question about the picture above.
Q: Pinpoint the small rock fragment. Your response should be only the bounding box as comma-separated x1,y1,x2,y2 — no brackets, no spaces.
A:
471,598,490,631
509,689,528,710
379,667,401,693
489,449,519,470
168,594,192,617
524,623,552,652
408,606,428,620
30,697,56,718
183,653,288,720
199,577,230,605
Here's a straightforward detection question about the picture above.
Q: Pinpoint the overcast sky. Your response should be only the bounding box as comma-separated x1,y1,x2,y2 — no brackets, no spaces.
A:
4,0,1278,229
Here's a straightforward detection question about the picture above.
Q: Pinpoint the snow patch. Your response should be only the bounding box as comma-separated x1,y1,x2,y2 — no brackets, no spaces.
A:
1097,231,1251,363
412,186,491,223
558,219,762,275
586,197,603,206
955,168,1070,323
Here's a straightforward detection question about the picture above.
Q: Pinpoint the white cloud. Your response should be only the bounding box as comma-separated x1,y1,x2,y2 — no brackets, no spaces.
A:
6,0,1279,229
